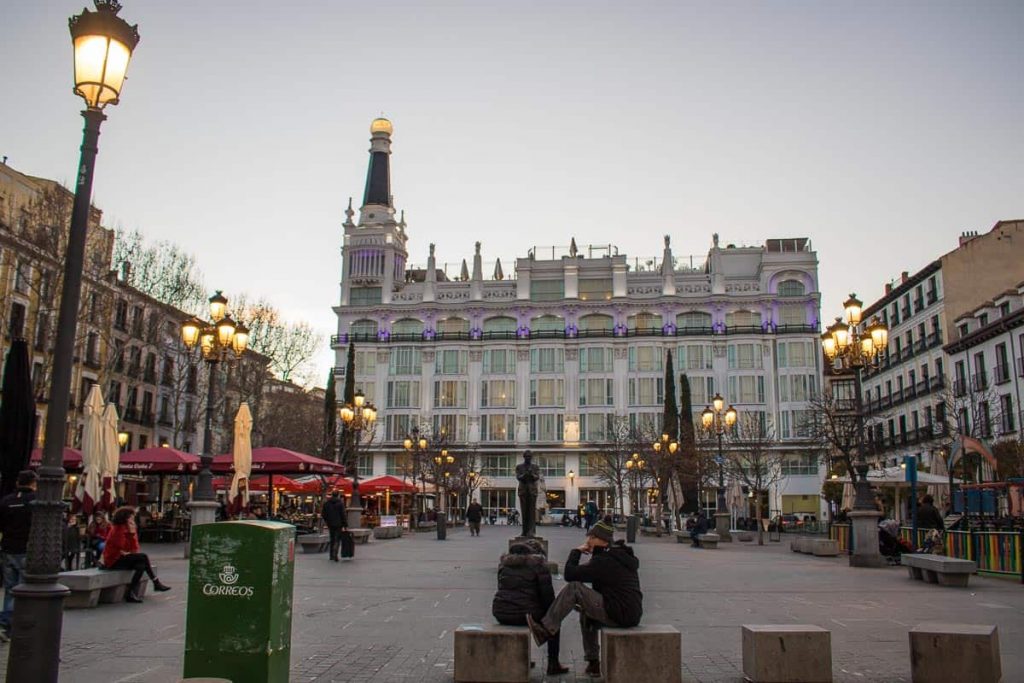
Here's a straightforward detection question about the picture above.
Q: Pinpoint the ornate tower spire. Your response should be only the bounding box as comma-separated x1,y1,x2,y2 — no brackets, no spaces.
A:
360,116,394,223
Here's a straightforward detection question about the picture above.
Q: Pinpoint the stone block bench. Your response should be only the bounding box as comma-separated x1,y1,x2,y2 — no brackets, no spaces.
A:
601,625,681,683
732,530,755,542
454,623,530,683
698,533,720,549
59,568,149,609
296,532,329,553
790,538,839,556
910,623,1000,683
350,528,372,544
414,521,437,532
903,554,976,587
373,526,402,539
742,624,832,682
674,531,691,544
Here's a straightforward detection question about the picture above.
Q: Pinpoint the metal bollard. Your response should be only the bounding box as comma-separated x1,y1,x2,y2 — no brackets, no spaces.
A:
436,511,447,540
626,515,640,543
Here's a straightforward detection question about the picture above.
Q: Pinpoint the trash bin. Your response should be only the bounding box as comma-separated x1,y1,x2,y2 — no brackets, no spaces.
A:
436,511,447,540
626,514,640,543
184,520,296,682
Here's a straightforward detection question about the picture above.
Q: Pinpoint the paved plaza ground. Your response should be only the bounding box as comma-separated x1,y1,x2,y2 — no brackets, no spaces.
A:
0,524,1021,682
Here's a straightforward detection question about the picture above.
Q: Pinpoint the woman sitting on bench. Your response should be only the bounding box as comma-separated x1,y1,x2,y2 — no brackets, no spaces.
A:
100,506,171,602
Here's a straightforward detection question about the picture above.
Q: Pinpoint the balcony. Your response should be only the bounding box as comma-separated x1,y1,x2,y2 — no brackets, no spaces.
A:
158,414,173,427
126,364,141,379
953,378,968,397
83,354,102,370
999,415,1017,435
926,290,937,305
971,372,989,392
914,298,925,313
124,407,141,424
994,364,1010,385
143,369,157,384
141,412,156,427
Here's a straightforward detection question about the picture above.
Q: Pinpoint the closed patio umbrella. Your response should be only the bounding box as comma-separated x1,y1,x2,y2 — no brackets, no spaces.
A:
928,450,949,507
99,402,121,511
75,385,105,514
230,403,253,515
841,482,856,512
0,340,35,497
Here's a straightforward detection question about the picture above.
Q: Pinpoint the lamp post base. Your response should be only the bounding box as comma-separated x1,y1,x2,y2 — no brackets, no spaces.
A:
848,509,886,568
346,506,363,530
185,500,219,559
714,512,732,541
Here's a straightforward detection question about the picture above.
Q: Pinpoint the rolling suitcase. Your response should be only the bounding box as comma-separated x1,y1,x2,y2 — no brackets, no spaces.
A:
340,530,355,559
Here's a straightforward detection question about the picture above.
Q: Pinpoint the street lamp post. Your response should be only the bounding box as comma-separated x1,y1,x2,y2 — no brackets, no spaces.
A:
9,3,139,680
821,294,889,567
339,390,377,529
180,292,250,544
651,432,679,532
403,426,430,529
702,394,737,539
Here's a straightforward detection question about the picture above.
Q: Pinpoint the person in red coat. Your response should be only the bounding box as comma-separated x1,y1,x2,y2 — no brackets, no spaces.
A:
100,506,171,602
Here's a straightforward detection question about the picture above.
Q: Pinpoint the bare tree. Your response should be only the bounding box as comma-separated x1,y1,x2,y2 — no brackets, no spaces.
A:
230,294,324,384
589,417,637,516
260,385,324,455
725,414,783,545
112,228,206,315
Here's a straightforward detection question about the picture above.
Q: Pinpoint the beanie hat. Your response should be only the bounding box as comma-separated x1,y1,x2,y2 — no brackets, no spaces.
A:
588,520,615,543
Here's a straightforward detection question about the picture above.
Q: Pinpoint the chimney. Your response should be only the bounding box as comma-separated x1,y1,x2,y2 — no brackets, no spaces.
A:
901,271,909,283
959,230,979,247
121,260,131,284
885,283,892,295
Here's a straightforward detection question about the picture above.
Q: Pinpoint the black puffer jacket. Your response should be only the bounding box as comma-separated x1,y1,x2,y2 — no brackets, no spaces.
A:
321,496,347,528
492,546,555,624
565,541,643,627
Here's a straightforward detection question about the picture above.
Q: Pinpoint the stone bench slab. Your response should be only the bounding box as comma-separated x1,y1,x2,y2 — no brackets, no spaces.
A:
297,533,329,553
698,533,720,549
742,624,832,682
373,526,403,539
600,625,681,683
454,624,530,683
732,530,755,542
904,554,976,587
59,568,149,609
910,623,1000,683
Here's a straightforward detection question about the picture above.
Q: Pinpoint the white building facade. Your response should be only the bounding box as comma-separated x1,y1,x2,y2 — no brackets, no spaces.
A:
332,118,827,519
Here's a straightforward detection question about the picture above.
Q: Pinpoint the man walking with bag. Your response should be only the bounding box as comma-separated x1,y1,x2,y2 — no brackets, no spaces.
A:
321,491,347,562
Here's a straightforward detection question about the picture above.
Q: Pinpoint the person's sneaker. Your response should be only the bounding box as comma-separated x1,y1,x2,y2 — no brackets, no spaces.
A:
584,660,601,677
545,661,569,675
525,614,550,646
153,580,171,592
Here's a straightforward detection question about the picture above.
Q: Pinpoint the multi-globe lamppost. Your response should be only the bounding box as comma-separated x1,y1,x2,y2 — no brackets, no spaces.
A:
181,292,250,535
339,389,377,528
821,294,889,567
9,3,139,679
702,395,737,537
403,426,430,527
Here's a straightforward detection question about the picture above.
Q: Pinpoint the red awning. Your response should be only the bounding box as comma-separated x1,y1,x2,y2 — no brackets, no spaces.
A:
211,447,345,475
30,448,83,472
323,475,354,493
358,475,418,494
119,447,201,474
212,474,309,493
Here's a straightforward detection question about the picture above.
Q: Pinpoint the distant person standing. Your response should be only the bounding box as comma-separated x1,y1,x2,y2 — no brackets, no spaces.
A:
321,491,348,562
0,471,37,641
584,501,599,530
917,494,944,531
466,500,484,537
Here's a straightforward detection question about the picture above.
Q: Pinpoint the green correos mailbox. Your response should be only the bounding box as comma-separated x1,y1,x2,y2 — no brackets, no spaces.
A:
184,520,295,682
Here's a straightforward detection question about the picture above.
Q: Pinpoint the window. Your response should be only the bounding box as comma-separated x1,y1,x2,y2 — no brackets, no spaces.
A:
781,453,818,475
481,379,515,408
779,374,814,402
580,413,613,441
389,347,421,375
677,311,712,331
728,375,766,404
34,312,50,351
778,341,812,368
14,261,30,294
728,343,761,369
531,315,564,334
536,455,565,477
1000,395,1015,433
481,455,515,477
628,346,662,372
628,377,664,406
7,302,26,338
433,380,467,408
579,314,613,333
433,414,467,441
392,318,424,337
481,488,518,516
354,350,377,375
726,310,761,328
531,279,564,302
780,410,813,439
482,349,515,374
578,279,612,301
685,376,716,406
483,316,517,335
579,378,614,406
350,319,378,339
437,317,469,337
386,380,420,408
386,413,417,440
107,380,121,405
481,414,515,442
530,379,564,407
677,344,712,370
349,287,382,306
628,312,662,332
579,347,613,373
628,412,659,433
579,454,602,476
435,350,468,374
530,348,564,373
777,279,805,297
778,304,805,327
529,414,564,441
357,454,373,477
1000,302,1011,318
979,314,989,327
386,453,413,476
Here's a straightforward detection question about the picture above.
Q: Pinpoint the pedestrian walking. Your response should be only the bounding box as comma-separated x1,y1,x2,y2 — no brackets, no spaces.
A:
321,491,348,562
466,500,484,536
0,470,37,641
100,506,171,602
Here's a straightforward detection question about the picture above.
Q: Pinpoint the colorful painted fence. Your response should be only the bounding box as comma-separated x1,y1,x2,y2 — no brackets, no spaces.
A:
902,527,1022,580
898,526,931,550
829,523,851,553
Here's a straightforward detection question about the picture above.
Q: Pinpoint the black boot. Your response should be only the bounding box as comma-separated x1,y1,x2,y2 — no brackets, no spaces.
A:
546,661,569,675
153,579,171,592
584,660,601,677
125,590,143,603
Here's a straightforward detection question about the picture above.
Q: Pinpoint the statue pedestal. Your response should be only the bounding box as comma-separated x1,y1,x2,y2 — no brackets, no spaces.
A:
714,513,732,541
849,510,886,568
509,536,548,557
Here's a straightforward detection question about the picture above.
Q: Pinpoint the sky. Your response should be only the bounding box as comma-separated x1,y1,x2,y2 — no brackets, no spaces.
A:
3,1,1023,382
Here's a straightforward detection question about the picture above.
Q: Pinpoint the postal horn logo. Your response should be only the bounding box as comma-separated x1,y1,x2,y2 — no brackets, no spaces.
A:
219,564,239,585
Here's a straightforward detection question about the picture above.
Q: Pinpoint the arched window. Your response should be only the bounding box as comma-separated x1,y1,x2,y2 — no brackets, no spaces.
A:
579,314,614,333
350,319,378,340
437,317,470,337
778,279,805,297
725,310,761,328
483,316,517,335
627,312,662,332
392,318,424,336
531,315,564,333
676,311,712,331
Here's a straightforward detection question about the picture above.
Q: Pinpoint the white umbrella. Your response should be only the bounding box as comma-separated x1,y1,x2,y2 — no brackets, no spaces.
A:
75,385,105,514
99,402,121,510
928,451,949,507
230,403,253,513
728,479,745,512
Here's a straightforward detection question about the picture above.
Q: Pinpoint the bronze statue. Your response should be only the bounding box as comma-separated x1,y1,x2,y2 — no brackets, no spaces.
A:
515,451,541,537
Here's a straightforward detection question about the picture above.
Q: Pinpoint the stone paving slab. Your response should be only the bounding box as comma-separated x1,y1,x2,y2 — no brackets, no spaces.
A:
0,526,1020,682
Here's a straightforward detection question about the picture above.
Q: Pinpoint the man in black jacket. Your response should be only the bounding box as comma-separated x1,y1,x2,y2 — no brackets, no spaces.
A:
527,520,642,677
0,470,37,640
916,494,945,531
321,491,347,562
466,500,484,537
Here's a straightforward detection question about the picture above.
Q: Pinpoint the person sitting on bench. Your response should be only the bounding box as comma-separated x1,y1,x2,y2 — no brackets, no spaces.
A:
526,519,643,677
100,506,171,602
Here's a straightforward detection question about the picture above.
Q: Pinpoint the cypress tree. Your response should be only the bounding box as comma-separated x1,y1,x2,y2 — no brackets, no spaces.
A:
663,350,679,439
340,343,356,471
322,369,337,461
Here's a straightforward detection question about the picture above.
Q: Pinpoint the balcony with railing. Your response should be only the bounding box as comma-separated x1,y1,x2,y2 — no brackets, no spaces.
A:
994,363,1010,385
953,378,968,397
999,413,1017,436
971,372,989,392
